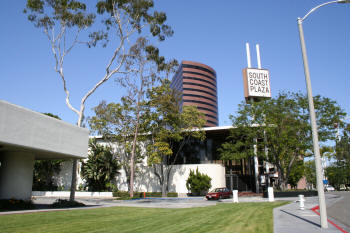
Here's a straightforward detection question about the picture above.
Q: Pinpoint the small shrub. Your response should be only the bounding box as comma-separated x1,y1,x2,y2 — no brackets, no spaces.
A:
50,199,85,208
113,191,130,199
186,167,212,196
0,199,35,211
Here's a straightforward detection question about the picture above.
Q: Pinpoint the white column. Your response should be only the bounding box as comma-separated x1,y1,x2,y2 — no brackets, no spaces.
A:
0,151,35,200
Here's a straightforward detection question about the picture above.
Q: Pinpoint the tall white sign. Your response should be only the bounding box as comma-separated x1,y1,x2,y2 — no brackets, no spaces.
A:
243,68,271,99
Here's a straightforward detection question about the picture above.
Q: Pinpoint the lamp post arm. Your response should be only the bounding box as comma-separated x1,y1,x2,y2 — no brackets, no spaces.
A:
301,0,339,21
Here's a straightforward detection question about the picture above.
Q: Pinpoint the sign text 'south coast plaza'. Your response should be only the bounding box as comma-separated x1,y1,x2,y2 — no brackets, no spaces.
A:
242,68,271,100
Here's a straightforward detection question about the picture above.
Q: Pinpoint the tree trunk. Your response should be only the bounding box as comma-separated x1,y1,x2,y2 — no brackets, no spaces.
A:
70,116,83,201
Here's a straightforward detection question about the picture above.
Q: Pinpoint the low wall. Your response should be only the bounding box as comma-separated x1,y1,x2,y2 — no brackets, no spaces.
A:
53,161,226,195
32,191,113,198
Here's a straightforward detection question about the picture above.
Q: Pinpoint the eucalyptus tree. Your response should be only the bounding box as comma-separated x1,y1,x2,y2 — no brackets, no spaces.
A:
89,38,177,197
24,0,173,200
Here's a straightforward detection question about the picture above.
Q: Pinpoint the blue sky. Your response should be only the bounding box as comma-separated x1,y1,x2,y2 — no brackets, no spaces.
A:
1,0,349,127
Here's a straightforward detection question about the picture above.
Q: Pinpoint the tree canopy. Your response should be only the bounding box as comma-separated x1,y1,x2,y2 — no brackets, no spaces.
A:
219,92,346,190
24,0,174,200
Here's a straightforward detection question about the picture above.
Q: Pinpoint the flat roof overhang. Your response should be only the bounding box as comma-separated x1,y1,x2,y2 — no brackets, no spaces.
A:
0,100,89,159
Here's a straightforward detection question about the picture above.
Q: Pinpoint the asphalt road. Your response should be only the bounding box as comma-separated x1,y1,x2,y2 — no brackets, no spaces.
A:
327,191,350,230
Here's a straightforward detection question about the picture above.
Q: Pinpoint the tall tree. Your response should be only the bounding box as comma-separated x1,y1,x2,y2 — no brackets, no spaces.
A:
219,92,345,190
327,124,350,189
146,79,206,197
89,37,177,197
119,37,177,197
24,0,173,200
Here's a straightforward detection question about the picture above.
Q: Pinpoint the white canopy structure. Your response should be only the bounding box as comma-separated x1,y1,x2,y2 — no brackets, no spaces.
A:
0,100,89,200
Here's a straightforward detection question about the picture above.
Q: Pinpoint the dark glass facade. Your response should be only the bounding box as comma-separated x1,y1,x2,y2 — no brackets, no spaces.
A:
170,61,218,127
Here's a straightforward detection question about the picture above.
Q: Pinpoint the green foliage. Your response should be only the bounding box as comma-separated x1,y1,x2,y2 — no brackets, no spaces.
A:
304,160,316,188
220,92,345,190
51,199,85,208
146,79,206,166
24,0,95,29
96,0,173,41
325,127,350,189
32,159,63,191
145,79,206,196
288,160,305,189
335,131,350,162
81,139,120,191
326,161,350,190
0,199,34,211
186,168,212,195
43,112,61,120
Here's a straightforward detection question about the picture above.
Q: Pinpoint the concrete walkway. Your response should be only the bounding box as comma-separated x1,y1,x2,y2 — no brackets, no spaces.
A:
274,194,349,233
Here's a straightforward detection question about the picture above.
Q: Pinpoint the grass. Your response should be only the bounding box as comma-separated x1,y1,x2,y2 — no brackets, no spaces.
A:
0,201,288,233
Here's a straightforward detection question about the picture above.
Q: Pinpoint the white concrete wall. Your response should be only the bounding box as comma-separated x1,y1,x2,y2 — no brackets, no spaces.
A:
52,162,225,195
0,151,34,200
120,163,225,194
32,191,113,198
0,100,90,200
169,164,226,193
0,100,89,159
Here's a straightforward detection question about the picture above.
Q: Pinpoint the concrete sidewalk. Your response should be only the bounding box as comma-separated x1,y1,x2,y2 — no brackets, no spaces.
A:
274,195,349,233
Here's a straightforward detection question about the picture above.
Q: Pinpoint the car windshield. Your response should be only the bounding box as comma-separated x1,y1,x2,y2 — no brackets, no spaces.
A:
209,188,221,193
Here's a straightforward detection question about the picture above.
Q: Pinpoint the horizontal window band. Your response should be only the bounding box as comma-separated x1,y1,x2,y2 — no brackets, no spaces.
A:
196,106,218,114
183,71,216,83
183,88,217,98
183,82,216,93
182,64,216,77
206,119,218,126
183,99,217,109
183,93,217,104
183,76,216,88
204,114,219,121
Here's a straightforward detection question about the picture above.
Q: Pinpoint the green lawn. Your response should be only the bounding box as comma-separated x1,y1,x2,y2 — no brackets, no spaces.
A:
0,201,288,233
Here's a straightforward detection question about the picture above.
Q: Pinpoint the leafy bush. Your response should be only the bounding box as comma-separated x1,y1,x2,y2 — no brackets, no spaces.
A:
50,199,85,208
0,199,35,211
186,168,212,195
81,139,121,191
32,159,63,191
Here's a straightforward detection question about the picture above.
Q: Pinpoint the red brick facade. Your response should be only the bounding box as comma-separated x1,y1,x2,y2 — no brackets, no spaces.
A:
171,61,218,127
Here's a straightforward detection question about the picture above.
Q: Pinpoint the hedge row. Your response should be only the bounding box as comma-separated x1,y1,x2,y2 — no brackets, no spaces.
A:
113,191,178,199
263,190,318,198
0,199,35,211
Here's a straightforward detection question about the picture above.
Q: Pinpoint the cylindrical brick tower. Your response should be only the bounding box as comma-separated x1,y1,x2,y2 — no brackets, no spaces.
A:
170,61,218,127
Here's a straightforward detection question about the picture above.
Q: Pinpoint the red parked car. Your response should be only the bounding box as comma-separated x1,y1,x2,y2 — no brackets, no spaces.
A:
206,187,232,200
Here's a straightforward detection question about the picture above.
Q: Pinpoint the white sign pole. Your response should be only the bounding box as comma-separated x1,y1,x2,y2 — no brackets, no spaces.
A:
256,44,262,69
246,42,252,68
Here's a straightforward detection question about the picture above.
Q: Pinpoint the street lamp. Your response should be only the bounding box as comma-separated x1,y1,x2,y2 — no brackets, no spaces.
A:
297,0,350,229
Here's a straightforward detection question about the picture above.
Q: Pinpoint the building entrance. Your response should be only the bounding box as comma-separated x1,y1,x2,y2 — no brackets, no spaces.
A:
225,159,255,192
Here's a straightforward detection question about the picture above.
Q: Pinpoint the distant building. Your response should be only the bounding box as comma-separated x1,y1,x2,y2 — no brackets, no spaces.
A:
170,61,218,127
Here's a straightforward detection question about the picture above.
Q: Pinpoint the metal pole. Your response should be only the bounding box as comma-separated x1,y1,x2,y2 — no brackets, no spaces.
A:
256,44,262,69
297,18,328,229
250,97,260,194
246,42,252,68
